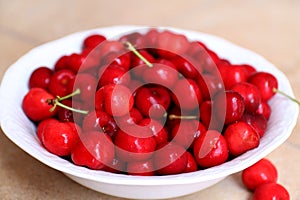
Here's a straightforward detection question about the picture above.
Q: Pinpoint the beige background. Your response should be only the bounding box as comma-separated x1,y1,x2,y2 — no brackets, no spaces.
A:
1,0,300,199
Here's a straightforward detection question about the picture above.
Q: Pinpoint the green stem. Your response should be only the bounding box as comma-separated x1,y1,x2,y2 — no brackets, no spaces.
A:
124,41,153,67
52,99,89,114
273,88,300,106
57,88,81,101
168,114,198,120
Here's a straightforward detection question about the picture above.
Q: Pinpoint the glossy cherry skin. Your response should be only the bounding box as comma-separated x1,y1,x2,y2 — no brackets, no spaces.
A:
56,99,85,123
83,34,106,49
193,130,229,168
218,64,248,89
242,158,278,191
157,30,189,58
172,78,202,110
138,118,168,146
48,69,75,97
183,151,198,173
248,72,278,101
135,85,171,118
29,66,53,90
82,110,118,138
114,125,156,162
22,88,57,121
95,84,134,117
256,101,271,120
253,183,290,200
72,73,98,101
127,159,156,176
101,51,131,71
224,121,260,156
36,118,58,142
102,157,126,174
170,55,201,78
142,63,179,89
54,55,70,71
171,120,206,149
115,107,143,129
130,49,155,78
240,113,267,138
231,82,262,112
154,142,188,175
197,73,224,100
71,131,115,170
214,90,245,124
98,64,131,87
41,121,81,156
199,100,220,130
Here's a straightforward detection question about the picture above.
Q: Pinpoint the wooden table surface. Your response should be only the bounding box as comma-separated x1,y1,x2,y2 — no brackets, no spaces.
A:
1,1,300,199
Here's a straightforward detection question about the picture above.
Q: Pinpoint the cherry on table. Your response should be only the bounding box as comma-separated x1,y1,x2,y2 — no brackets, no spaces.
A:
242,158,278,191
253,182,290,200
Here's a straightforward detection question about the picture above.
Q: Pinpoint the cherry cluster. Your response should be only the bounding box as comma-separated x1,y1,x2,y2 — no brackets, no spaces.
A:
22,29,279,176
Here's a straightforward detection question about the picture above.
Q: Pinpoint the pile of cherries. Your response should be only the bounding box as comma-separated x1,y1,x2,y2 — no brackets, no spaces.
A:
22,29,279,177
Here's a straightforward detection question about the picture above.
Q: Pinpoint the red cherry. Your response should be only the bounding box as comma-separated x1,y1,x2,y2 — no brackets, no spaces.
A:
242,158,278,191
240,113,267,138
193,130,229,168
256,101,271,120
71,131,115,170
98,40,124,54
248,72,278,101
253,183,290,200
199,100,220,130
48,69,75,97
67,53,86,73
102,157,126,174
72,73,98,101
138,118,168,146
119,32,143,47
142,63,179,89
101,51,131,71
231,82,262,112
83,34,106,49
127,159,155,176
22,88,57,121
197,73,224,100
197,49,220,73
218,64,248,89
98,64,131,87
237,64,257,79
224,121,260,156
170,55,202,78
214,91,245,124
36,118,58,142
82,110,118,138
54,55,70,71
41,121,81,156
183,151,198,173
172,78,202,110
114,125,156,162
157,30,189,58
115,107,143,128
154,142,188,175
29,66,53,90
100,84,134,116
135,85,171,118
171,120,206,149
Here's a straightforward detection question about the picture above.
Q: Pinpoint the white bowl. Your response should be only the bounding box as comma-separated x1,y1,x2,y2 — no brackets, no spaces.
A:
0,26,298,199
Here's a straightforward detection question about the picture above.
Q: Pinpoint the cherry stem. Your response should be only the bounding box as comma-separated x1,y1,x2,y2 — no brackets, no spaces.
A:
124,41,153,67
50,99,89,114
168,114,198,120
48,88,89,114
273,88,300,106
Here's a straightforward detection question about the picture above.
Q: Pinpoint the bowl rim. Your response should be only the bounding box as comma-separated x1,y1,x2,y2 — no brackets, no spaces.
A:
0,25,299,186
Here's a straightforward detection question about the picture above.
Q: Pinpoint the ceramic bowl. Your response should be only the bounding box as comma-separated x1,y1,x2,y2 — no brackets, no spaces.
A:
0,26,298,199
